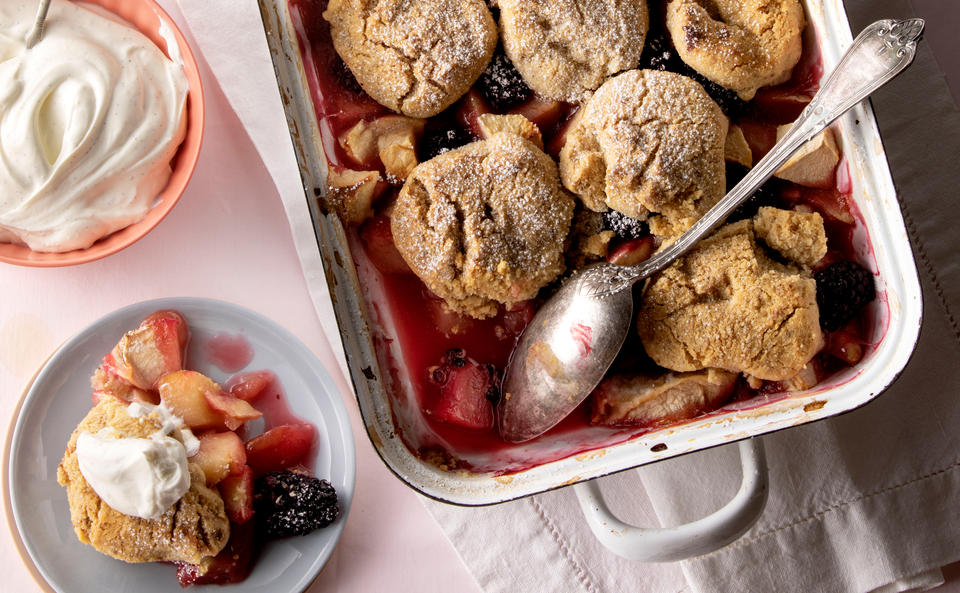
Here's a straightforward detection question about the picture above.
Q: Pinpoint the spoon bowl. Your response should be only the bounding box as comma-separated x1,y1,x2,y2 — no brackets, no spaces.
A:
499,263,635,442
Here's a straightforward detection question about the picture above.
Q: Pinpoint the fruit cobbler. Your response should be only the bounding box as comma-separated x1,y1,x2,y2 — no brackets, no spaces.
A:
290,0,878,472
57,311,339,586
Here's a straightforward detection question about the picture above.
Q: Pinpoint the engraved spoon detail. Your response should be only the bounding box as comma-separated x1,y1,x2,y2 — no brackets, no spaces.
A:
498,18,925,443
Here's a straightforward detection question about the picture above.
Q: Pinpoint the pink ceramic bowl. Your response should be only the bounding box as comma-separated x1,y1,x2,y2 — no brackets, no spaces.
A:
0,0,205,268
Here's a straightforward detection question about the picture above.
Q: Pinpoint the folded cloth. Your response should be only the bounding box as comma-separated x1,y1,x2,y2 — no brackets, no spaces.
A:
176,0,960,591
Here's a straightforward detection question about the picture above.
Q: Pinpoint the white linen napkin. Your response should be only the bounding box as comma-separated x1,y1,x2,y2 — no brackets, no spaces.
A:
175,1,960,591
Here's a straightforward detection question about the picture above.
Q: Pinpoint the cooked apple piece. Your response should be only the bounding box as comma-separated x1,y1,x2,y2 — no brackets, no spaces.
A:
219,465,254,524
607,236,655,267
430,361,495,431
191,432,247,485
359,214,412,275
725,124,753,167
339,115,426,182
591,369,738,427
245,424,315,476
476,114,543,149
455,88,492,138
508,96,564,132
226,371,275,402
204,389,262,431
100,310,188,390
774,125,840,188
326,167,386,226
157,370,228,430
781,362,822,392
90,366,158,404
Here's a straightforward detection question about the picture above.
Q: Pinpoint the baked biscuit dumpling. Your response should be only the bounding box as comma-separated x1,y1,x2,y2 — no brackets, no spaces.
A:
57,397,229,567
666,0,805,100
391,133,574,318
323,0,497,118
497,0,649,103
637,208,827,382
560,69,727,236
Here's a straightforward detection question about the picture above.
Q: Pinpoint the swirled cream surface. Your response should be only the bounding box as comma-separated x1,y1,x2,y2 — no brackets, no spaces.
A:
76,402,198,520
0,0,188,252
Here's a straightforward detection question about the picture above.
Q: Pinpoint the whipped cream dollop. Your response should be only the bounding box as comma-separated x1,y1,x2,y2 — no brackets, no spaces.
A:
76,402,198,520
0,0,188,252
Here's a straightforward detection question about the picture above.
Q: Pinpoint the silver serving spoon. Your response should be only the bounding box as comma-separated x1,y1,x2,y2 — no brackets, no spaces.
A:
24,0,52,49
498,18,925,443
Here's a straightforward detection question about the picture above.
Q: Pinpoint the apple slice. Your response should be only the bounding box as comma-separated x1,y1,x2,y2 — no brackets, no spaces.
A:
191,432,247,485
607,236,655,267
245,424,315,476
431,361,495,431
219,465,254,524
204,390,262,431
326,167,388,225
455,89,492,138
90,367,158,405
157,370,227,430
508,96,564,133
101,310,188,390
227,371,275,402
359,214,412,275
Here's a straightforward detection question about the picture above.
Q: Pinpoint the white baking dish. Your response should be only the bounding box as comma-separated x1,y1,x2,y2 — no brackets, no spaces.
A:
258,0,922,509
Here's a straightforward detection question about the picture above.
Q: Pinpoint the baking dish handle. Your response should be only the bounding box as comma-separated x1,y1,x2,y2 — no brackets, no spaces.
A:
573,437,768,562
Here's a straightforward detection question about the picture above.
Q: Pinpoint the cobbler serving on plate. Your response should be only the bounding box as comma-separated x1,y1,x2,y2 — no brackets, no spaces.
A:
291,0,877,472
57,311,340,586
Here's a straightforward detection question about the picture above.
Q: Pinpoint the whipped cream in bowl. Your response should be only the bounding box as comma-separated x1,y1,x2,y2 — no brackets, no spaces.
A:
0,0,203,265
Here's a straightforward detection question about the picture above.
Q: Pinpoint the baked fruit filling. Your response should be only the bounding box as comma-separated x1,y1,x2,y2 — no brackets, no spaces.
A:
57,312,340,586
292,0,878,471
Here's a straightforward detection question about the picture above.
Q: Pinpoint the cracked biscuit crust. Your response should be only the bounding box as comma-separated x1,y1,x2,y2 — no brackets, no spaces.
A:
666,0,805,100
497,0,649,103
391,133,574,318
559,69,727,236
323,0,497,118
57,397,229,567
637,211,824,381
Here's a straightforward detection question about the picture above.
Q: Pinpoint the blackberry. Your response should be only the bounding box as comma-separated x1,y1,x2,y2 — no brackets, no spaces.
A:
478,49,531,112
637,30,682,72
331,57,364,97
724,164,786,223
814,261,876,332
602,210,649,241
254,472,339,539
636,29,747,117
687,71,748,118
419,126,473,161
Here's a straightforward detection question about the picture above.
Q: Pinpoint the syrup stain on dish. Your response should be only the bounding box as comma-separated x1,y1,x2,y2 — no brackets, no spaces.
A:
205,333,255,373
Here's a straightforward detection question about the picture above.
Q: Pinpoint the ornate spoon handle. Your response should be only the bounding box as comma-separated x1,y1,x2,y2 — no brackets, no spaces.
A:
578,18,925,299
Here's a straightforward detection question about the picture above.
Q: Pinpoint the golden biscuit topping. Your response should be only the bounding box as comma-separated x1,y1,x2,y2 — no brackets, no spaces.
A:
560,69,727,236
637,209,825,381
666,0,805,100
498,0,649,103
391,133,574,318
323,0,497,117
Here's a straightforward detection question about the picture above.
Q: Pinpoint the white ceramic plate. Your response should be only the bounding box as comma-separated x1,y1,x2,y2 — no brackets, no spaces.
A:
4,297,356,593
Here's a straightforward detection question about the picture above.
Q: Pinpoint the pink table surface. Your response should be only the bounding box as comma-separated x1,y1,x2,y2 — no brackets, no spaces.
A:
1,1,958,592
